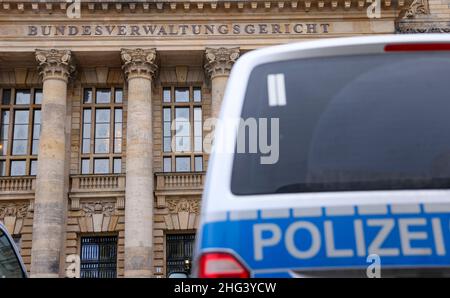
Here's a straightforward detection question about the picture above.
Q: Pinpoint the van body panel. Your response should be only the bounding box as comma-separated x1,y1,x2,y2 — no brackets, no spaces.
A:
195,35,450,277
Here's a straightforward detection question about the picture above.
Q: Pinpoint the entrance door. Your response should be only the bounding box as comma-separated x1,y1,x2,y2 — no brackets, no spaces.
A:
166,233,195,276
80,236,117,278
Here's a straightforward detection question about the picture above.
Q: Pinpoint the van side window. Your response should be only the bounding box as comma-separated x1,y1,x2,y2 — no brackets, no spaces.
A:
231,53,450,195
0,229,25,278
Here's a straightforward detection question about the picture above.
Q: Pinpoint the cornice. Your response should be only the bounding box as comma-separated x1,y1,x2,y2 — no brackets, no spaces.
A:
0,0,415,14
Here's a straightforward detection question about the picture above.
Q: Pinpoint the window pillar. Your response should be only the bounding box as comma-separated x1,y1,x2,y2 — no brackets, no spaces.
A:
31,49,75,277
121,48,157,277
204,47,240,119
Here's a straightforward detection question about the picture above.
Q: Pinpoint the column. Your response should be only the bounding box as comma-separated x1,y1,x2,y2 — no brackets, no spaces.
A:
31,49,75,277
204,47,240,119
121,48,157,278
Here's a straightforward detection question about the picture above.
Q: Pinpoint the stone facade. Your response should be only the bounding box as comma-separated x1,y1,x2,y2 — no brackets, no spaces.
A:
0,0,447,278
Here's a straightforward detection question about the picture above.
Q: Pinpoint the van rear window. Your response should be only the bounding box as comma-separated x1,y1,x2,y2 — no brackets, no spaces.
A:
231,53,450,195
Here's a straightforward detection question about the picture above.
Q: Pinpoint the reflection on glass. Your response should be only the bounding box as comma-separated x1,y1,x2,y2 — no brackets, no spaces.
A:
94,158,109,174
81,158,90,174
32,110,41,155
2,89,11,105
114,109,122,153
115,109,122,124
175,108,190,152
115,89,123,103
12,110,29,155
194,107,202,152
82,109,91,154
95,139,109,154
30,160,37,176
95,123,110,138
163,157,171,172
12,140,27,155
175,157,190,172
84,88,93,103
82,140,90,154
10,160,26,176
114,139,122,154
0,160,5,176
193,87,202,102
34,89,43,104
96,89,111,104
195,156,203,172
163,88,171,103
114,123,122,138
163,108,171,152
15,90,31,105
175,88,189,103
0,141,7,156
1,110,9,124
1,111,9,156
113,158,121,174
83,124,91,139
14,110,29,124
95,109,110,154
96,109,110,122
0,229,25,278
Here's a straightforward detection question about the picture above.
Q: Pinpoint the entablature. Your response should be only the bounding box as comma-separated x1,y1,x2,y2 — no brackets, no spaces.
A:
0,0,414,15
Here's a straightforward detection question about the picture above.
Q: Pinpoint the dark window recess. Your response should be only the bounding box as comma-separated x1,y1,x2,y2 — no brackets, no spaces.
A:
12,235,21,252
80,236,117,278
166,234,195,276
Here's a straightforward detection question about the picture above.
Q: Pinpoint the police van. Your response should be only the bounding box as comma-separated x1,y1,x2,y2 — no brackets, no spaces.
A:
193,35,450,278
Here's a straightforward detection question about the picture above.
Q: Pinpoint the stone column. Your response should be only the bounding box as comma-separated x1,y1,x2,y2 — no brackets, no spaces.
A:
31,49,74,277
121,48,157,278
204,47,240,119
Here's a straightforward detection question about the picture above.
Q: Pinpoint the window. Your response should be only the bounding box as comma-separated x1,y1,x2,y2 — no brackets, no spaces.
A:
166,234,195,276
0,88,41,176
80,87,123,174
175,156,191,172
0,229,26,278
162,86,204,172
194,156,203,172
231,53,450,195
80,236,117,278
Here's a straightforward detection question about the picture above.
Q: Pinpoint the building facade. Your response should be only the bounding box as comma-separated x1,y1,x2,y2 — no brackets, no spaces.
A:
0,0,448,278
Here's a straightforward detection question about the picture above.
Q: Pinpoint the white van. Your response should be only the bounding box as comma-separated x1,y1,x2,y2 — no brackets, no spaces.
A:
194,35,450,278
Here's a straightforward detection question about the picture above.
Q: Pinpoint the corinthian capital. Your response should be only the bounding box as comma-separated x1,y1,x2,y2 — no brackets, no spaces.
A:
35,49,75,82
204,47,240,79
121,48,158,80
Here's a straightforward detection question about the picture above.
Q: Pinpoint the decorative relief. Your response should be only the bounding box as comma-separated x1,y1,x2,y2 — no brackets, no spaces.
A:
0,203,29,219
397,21,450,33
71,199,122,233
164,198,201,230
167,198,200,215
121,48,158,80
0,202,30,235
204,47,240,79
35,49,75,82
80,200,116,217
402,0,429,19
